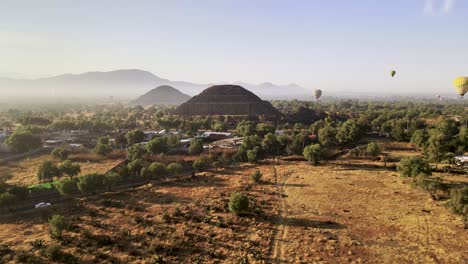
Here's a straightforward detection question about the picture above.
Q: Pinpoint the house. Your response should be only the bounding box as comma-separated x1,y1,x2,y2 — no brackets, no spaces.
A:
454,156,468,167
44,139,64,148
198,131,232,141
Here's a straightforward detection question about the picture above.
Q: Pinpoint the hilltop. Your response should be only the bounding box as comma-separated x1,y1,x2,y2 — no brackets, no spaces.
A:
132,85,191,106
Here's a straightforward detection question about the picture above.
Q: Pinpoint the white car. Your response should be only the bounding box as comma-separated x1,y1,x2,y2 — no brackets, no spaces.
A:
34,202,51,209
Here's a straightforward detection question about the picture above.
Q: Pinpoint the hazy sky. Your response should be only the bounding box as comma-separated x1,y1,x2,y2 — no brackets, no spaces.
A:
1,0,467,94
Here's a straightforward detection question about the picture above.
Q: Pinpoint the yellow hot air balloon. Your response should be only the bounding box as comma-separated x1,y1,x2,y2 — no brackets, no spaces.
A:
453,77,468,98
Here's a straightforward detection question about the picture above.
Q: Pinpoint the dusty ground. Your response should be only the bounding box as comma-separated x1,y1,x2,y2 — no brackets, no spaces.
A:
0,164,278,263
270,158,467,264
0,153,125,186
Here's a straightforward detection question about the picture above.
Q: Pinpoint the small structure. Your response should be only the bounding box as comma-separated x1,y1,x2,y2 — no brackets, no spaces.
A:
44,139,64,148
454,156,468,167
198,131,232,141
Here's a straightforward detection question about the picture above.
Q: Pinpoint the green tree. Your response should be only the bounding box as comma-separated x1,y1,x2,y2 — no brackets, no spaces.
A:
77,173,105,194
58,160,81,178
211,120,227,132
366,142,381,157
146,137,168,154
250,170,262,183
51,147,69,161
410,130,428,148
0,192,16,208
55,178,77,196
148,162,168,178
125,129,145,145
229,193,250,216
262,133,280,155
318,126,336,147
98,136,110,145
189,139,204,155
193,157,210,172
247,147,260,163
167,163,183,176
303,144,323,165
104,172,121,190
5,130,42,153
127,159,145,177
397,156,432,178
37,161,61,181
49,215,70,237
336,119,361,144
93,143,113,157
256,123,275,137
127,145,147,161
237,121,256,137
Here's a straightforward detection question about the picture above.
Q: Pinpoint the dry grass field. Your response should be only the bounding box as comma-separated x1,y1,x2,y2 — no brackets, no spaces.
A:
0,152,125,186
0,143,466,263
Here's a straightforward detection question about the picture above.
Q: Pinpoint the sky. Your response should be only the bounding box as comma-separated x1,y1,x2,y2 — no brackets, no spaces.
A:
0,0,467,95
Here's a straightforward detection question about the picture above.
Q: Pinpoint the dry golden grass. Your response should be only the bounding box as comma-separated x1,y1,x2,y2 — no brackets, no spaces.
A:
1,152,125,186
0,164,278,263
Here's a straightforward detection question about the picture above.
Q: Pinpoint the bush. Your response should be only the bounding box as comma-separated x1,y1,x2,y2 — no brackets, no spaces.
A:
93,143,113,157
303,144,323,165
0,192,16,208
127,159,145,177
5,130,42,153
229,192,250,216
148,162,168,178
414,176,448,200
146,137,168,154
51,147,70,161
55,178,77,196
397,156,432,177
58,160,81,178
44,244,78,263
251,170,262,183
366,142,381,157
189,140,204,155
247,147,260,163
127,145,147,161
447,187,468,221
49,215,70,237
167,163,183,176
77,173,105,194
37,160,61,181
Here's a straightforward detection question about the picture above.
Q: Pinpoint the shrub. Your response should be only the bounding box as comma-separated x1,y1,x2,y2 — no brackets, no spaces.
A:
49,215,70,237
366,142,381,157
51,147,70,161
125,130,145,145
251,170,262,183
229,193,250,216
397,156,432,177
127,159,145,177
77,173,105,194
93,143,113,157
303,144,323,165
189,140,204,155
167,163,183,176
44,244,78,263
148,162,168,178
58,160,81,178
247,147,260,163
37,160,61,181
146,137,168,154
193,157,210,172
55,178,77,196
447,187,468,221
8,185,29,201
414,176,448,200
127,145,147,161
0,192,16,208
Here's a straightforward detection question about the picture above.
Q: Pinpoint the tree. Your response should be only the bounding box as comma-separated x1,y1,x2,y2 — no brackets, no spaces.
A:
247,147,260,163
146,137,168,154
410,130,428,148
127,159,145,177
366,142,381,157
256,123,275,137
336,119,361,144
127,145,147,161
37,161,61,181
303,144,323,165
318,126,336,147
115,134,128,148
49,215,70,237
229,193,250,216
211,121,227,132
262,133,280,155
237,121,256,137
397,156,432,178
77,173,105,194
189,139,204,155
98,136,110,145
58,160,81,178
5,130,42,153
125,129,145,145
167,163,183,176
51,147,69,161
104,172,121,191
55,178,77,196
148,162,168,178
93,143,112,157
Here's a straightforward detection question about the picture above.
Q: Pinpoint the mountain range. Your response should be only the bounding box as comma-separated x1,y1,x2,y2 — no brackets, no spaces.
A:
0,69,311,100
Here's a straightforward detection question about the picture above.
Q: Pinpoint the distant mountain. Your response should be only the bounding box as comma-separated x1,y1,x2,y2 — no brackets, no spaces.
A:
132,85,191,105
0,69,311,99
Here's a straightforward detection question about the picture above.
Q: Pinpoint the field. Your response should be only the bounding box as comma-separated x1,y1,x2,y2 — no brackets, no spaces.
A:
0,152,125,187
0,144,467,263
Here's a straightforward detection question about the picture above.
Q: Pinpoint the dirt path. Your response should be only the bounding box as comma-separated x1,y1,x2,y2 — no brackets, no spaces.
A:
270,162,291,263
268,160,467,263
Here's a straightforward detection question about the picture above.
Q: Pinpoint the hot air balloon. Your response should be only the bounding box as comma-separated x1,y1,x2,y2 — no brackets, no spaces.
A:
453,77,468,98
390,70,396,78
314,89,322,100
